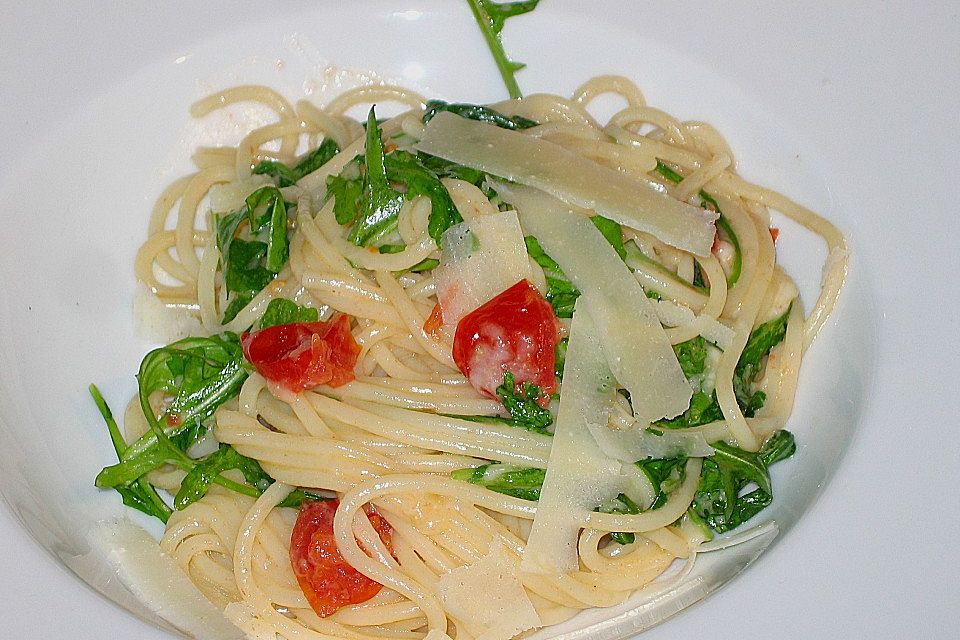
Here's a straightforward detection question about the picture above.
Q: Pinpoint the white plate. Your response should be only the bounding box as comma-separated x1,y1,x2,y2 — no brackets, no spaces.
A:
0,1,957,638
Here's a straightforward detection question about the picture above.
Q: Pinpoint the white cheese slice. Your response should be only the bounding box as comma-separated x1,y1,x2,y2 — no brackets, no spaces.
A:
437,542,541,640
586,422,715,463
416,111,718,256
497,183,692,424
433,210,533,327
521,304,626,574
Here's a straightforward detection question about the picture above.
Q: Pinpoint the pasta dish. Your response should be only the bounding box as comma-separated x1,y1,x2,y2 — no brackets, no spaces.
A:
90,75,847,640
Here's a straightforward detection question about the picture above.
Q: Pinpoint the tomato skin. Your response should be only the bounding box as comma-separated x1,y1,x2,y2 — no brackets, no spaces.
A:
289,499,393,618
452,279,559,399
241,316,360,393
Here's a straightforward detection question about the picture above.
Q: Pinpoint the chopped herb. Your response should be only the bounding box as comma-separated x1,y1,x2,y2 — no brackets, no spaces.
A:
328,110,462,247
590,215,626,260
636,456,688,510
95,334,249,490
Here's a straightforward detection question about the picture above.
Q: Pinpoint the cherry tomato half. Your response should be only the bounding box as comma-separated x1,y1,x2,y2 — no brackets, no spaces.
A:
452,279,559,400
241,316,360,393
289,499,393,618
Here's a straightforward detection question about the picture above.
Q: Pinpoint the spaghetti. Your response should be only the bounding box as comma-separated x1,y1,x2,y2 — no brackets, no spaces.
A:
104,76,847,640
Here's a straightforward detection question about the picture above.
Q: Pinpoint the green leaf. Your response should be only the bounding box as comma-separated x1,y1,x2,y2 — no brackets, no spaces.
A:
89,385,172,523
672,335,708,379
656,391,724,429
327,158,364,225
596,493,642,545
495,372,553,434
95,334,249,489
554,336,569,380
174,444,273,510
524,235,580,318
253,138,340,187
590,215,626,260
689,430,795,534
215,186,291,323
422,100,538,130
734,305,791,417
466,0,541,99
383,150,463,244
349,108,405,246
451,463,545,501
636,456,688,510
418,154,489,187
258,298,319,330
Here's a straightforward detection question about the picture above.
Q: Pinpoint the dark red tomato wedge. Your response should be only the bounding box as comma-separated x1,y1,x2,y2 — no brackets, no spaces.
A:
452,279,560,400
241,315,360,393
289,499,394,618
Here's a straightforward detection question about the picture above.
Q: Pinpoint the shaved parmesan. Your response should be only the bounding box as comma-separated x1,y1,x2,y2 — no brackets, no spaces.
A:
85,520,242,639
416,111,718,256
653,298,736,349
433,210,533,327
522,304,627,574
497,183,691,424
586,422,715,462
437,542,541,640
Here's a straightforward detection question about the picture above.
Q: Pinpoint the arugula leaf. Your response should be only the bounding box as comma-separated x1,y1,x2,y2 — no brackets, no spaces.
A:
327,156,365,225
495,372,553,434
333,111,462,247
636,456,688,510
689,430,795,534
466,0,541,99
95,334,249,489
253,138,341,187
734,305,792,417
418,154,489,187
174,444,269,510
215,186,291,323
590,215,626,260
451,463,544,501
525,221,625,318
524,235,580,318
406,257,440,273
673,335,708,379
349,108,405,246
654,160,742,286
258,298,319,330
383,150,463,244
422,100,537,130
89,385,172,522
597,493,642,545
657,391,724,429
554,336,569,380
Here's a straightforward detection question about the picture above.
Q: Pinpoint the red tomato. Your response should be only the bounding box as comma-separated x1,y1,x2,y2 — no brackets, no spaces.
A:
452,279,559,400
289,499,393,618
241,316,360,393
